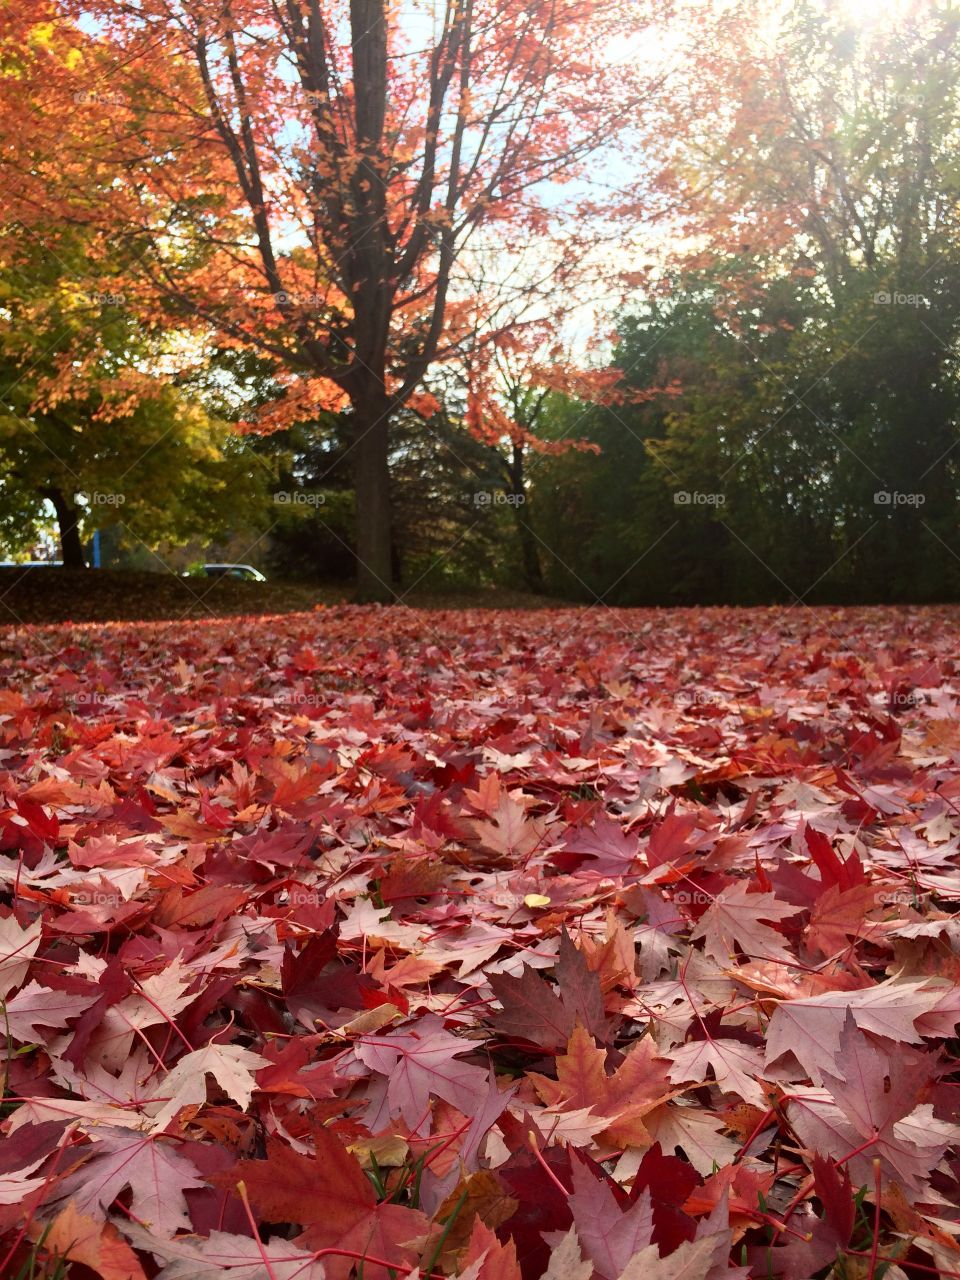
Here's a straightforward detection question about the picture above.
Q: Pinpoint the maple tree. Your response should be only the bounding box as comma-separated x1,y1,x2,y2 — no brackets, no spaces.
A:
0,603,957,1277
0,0,667,599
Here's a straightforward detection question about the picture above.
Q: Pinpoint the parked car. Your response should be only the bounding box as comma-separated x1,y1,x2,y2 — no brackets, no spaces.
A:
195,563,267,582
0,560,64,567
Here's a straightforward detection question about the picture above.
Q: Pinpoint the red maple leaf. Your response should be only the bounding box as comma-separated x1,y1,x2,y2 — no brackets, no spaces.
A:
211,1128,430,1280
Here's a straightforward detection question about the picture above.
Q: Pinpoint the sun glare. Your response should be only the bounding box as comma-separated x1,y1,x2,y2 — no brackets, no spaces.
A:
832,0,924,27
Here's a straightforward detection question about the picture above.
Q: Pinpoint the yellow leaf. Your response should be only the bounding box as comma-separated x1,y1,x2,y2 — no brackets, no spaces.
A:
524,893,551,908
348,1133,409,1169
28,22,56,46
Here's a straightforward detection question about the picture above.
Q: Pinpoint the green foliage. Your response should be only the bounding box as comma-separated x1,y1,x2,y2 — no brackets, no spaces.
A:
533,4,960,605
0,230,270,562
264,405,506,589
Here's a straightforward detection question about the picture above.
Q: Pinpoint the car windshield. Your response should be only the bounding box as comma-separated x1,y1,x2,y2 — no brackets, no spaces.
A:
204,565,261,580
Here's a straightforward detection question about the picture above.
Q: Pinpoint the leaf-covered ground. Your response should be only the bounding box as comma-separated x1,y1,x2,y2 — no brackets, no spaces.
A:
1,605,959,1280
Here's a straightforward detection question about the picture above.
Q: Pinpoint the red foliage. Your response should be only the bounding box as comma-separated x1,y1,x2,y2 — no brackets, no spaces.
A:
1,605,959,1278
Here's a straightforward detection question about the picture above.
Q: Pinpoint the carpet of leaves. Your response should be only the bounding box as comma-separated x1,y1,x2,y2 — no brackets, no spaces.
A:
1,605,960,1280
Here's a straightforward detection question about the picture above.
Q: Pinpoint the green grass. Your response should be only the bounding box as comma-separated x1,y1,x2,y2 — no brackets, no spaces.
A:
0,568,565,625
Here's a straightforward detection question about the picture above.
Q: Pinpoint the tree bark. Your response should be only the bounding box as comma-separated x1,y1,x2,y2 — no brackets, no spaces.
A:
352,396,395,602
40,486,86,568
515,507,545,594
507,442,544,594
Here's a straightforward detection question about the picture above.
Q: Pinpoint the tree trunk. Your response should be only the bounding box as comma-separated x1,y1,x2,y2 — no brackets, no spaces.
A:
515,508,545,594
40,486,86,568
508,443,544,594
352,396,395,602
